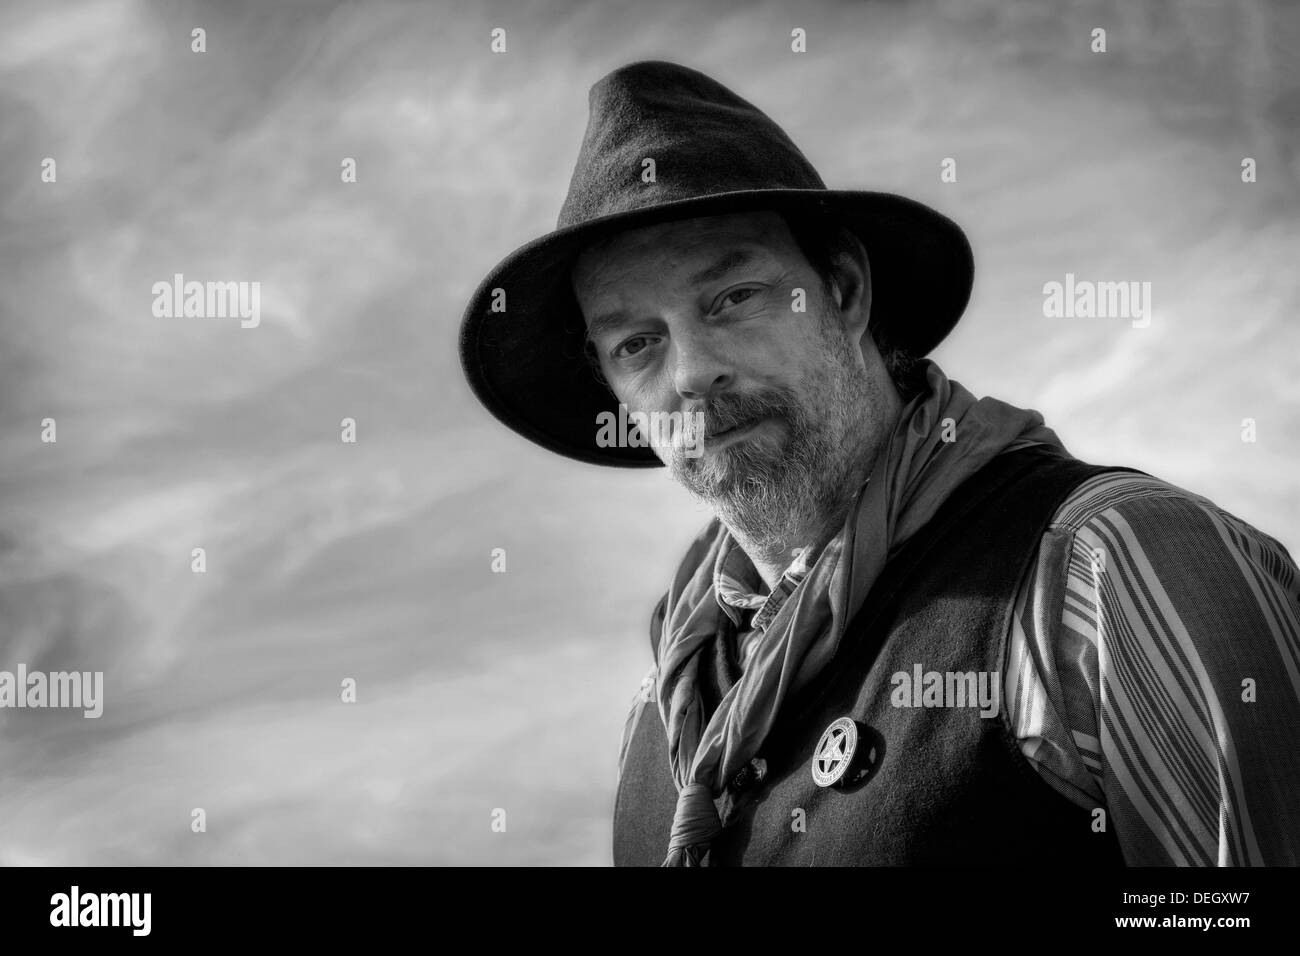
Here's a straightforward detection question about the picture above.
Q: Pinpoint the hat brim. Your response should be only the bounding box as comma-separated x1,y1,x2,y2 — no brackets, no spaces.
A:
458,188,973,468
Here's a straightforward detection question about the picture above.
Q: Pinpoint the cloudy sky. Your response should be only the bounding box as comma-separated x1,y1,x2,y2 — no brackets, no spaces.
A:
0,0,1296,864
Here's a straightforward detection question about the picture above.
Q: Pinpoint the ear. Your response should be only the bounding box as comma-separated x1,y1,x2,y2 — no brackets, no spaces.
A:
829,232,872,345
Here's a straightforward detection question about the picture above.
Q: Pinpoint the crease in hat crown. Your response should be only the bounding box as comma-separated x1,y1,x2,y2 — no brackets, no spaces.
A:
457,58,975,469
557,60,829,226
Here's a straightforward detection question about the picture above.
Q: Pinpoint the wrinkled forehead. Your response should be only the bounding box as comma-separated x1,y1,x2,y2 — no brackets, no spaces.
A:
569,209,796,307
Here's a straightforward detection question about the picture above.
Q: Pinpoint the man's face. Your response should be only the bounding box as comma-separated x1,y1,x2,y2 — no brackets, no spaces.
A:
571,209,902,554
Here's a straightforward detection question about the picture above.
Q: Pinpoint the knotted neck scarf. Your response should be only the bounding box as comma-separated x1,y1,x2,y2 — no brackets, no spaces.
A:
654,359,1066,865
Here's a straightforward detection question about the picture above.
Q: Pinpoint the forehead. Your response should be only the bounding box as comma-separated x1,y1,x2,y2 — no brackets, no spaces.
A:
570,209,799,304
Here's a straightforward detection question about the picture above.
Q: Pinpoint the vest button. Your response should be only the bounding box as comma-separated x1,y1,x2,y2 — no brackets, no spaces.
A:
730,757,768,793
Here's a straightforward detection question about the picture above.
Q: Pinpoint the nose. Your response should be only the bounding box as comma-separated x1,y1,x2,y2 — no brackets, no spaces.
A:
670,328,734,401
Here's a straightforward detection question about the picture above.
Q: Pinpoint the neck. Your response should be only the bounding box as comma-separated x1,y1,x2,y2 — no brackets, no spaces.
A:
718,468,871,590
731,532,823,591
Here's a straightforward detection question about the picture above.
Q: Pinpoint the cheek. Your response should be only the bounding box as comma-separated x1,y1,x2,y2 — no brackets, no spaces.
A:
710,312,795,380
761,315,832,381
613,370,674,415
608,341,687,409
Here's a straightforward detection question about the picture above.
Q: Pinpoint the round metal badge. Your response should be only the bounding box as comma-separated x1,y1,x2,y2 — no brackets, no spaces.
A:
811,716,858,788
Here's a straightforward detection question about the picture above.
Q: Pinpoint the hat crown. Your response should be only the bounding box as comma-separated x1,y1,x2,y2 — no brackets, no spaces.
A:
557,60,826,227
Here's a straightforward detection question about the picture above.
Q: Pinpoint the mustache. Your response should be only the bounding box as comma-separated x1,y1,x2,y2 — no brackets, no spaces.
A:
686,389,797,440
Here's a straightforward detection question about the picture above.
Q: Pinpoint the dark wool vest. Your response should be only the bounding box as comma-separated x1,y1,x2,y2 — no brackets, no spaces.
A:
613,445,1140,866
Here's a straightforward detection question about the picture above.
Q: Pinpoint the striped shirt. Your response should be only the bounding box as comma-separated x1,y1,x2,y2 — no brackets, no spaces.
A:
621,471,1300,865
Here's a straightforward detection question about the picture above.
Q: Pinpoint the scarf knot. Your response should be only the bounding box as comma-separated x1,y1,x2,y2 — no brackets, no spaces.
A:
662,782,723,866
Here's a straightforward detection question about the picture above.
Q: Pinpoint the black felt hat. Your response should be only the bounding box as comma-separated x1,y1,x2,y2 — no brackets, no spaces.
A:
458,60,973,467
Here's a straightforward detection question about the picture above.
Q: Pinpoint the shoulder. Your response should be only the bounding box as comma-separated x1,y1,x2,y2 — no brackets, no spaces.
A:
1014,467,1299,717
618,661,658,780
1050,469,1218,536
619,593,668,780
1023,466,1299,672
1045,469,1297,585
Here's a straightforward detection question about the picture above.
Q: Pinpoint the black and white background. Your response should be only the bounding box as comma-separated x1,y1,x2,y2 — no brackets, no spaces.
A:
0,0,1296,868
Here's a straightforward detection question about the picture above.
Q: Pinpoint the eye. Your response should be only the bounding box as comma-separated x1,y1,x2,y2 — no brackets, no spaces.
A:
716,287,759,310
611,335,658,360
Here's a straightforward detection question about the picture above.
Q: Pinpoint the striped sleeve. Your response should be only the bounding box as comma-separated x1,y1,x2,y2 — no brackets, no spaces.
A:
1007,472,1300,865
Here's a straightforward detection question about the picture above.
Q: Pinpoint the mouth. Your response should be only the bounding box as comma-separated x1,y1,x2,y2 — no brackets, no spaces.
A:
706,416,770,444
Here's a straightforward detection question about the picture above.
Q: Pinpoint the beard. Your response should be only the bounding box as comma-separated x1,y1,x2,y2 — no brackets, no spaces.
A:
664,320,884,563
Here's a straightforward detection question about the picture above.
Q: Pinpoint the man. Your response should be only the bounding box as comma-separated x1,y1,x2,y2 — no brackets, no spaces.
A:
459,60,1300,866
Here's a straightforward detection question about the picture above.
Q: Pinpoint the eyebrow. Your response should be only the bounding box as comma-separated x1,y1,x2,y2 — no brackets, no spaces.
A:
584,247,767,345
688,247,763,286
584,310,636,345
